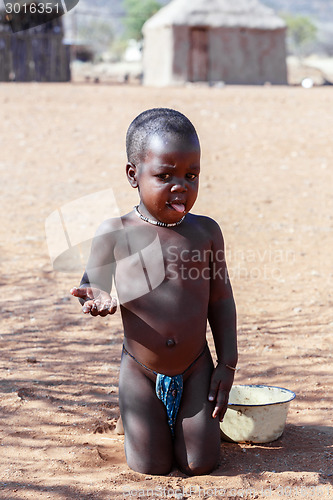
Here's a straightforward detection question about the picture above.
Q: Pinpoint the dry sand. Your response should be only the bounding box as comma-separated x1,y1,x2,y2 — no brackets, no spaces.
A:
0,82,332,499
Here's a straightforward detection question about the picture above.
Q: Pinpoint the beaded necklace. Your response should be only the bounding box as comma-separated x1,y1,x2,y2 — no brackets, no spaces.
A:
134,205,185,228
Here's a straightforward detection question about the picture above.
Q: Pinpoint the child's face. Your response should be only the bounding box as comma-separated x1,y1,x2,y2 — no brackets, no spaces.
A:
134,132,200,224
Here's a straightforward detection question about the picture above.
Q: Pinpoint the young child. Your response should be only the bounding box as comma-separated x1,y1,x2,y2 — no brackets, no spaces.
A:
71,108,237,476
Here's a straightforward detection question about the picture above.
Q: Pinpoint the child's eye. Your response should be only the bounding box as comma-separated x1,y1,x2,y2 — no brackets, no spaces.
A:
186,173,198,181
157,174,171,181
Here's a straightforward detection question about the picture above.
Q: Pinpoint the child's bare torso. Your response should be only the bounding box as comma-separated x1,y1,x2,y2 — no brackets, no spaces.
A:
114,213,214,376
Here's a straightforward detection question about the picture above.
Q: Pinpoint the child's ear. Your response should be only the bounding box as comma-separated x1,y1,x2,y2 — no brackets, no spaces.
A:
126,162,138,188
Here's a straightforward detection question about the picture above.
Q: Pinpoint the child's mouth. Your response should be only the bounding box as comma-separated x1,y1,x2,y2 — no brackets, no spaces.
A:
169,202,186,213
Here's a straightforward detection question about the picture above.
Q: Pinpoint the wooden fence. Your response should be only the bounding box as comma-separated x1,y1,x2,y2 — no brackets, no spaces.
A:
0,31,70,82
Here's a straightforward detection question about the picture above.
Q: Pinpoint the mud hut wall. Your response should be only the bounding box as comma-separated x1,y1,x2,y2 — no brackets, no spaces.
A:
208,27,287,85
143,26,174,86
172,25,190,83
259,28,287,84
143,25,287,86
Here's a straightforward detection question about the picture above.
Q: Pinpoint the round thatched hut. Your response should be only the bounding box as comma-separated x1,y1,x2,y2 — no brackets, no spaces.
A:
142,0,287,86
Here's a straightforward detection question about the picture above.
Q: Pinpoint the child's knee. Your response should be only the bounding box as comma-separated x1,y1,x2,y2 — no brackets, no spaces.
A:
178,456,219,476
176,442,220,476
126,455,172,476
124,433,173,475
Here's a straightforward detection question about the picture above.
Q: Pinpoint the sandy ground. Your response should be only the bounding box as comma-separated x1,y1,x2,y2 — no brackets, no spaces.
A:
0,82,332,499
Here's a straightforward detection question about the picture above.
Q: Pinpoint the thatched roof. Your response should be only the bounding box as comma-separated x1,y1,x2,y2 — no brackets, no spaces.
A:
143,0,286,31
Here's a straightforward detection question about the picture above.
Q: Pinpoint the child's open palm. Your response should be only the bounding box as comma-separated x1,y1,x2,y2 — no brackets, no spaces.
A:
70,287,117,317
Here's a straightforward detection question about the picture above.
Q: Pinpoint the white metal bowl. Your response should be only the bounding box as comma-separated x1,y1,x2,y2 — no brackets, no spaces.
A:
220,384,296,444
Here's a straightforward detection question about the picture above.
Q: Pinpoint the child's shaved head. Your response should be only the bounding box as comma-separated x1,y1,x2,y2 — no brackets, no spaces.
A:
126,108,199,166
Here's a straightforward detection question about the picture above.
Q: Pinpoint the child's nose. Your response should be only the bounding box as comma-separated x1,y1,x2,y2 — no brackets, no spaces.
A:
170,179,187,192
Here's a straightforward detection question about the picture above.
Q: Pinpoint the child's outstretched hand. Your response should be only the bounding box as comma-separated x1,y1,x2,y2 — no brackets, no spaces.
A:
70,286,117,317
208,364,235,421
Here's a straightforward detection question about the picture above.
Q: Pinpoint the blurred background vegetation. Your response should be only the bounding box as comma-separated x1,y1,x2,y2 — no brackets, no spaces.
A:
123,0,161,40
282,14,317,58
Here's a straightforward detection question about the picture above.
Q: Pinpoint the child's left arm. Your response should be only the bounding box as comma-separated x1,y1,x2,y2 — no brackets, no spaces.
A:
207,220,238,421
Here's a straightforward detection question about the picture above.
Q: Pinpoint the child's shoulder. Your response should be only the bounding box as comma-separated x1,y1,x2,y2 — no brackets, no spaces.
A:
94,210,140,239
188,213,223,236
94,216,124,239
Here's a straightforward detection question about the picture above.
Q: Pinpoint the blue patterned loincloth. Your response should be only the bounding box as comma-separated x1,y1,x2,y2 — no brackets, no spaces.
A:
155,373,183,436
122,344,206,437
